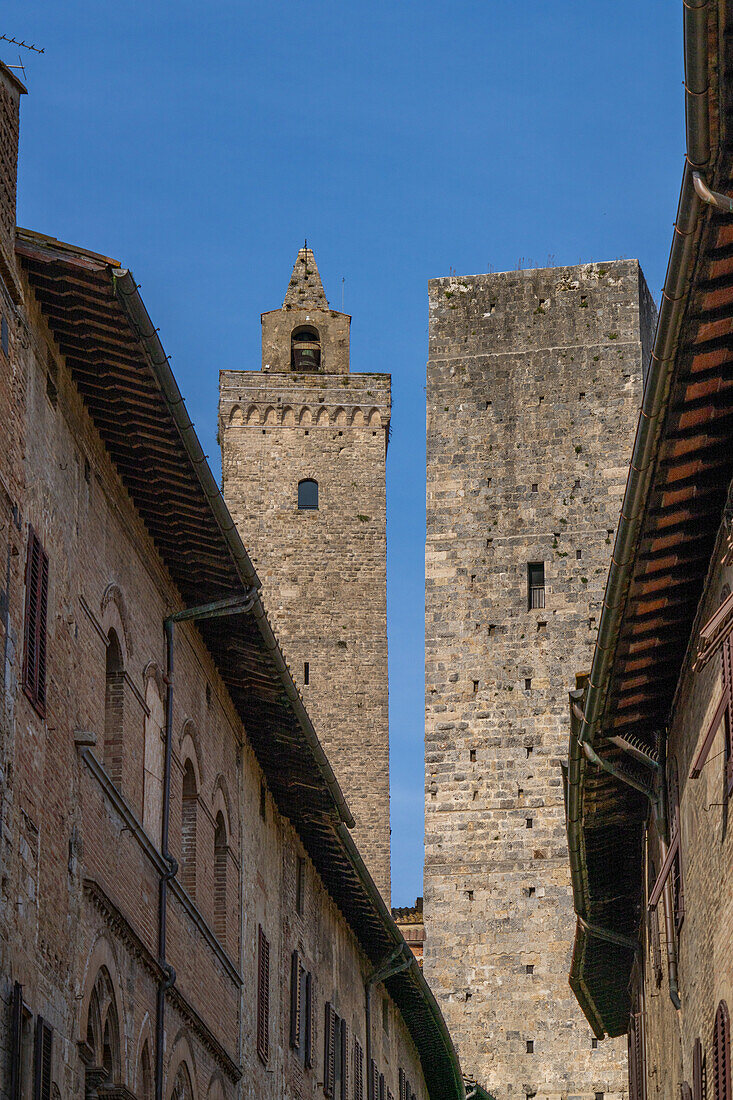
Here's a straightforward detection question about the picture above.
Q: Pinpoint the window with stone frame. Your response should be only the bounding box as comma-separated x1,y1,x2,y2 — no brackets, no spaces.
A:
213,811,227,943
181,760,198,899
298,478,319,511
103,629,124,787
257,926,270,1064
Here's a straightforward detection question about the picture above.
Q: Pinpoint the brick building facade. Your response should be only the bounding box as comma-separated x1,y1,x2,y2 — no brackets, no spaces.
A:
566,4,733,1099
424,260,656,1099
0,65,462,1100
219,251,392,902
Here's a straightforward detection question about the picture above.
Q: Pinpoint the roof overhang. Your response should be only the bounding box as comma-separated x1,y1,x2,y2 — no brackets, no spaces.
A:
567,0,733,1035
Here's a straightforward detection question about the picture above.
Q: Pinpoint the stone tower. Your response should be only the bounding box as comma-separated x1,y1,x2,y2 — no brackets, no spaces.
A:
219,247,392,901
424,261,656,1099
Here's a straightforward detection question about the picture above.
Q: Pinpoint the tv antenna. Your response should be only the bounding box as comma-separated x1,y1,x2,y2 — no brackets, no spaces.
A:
0,35,45,81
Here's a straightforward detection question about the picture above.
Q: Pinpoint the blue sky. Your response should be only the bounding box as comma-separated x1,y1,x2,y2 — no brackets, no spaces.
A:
5,1,683,905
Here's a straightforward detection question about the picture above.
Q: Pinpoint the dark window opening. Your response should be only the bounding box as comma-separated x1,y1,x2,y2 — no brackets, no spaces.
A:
526,818,533,829
526,746,534,758
469,749,476,762
526,965,534,974
466,889,473,901
303,661,310,685
531,483,538,493
526,1040,534,1053
592,1038,598,1049
291,327,321,372
525,678,532,691
260,781,267,821
298,478,319,510
257,927,270,1064
576,549,582,559
1,314,8,355
473,680,479,693
528,562,545,609
527,886,535,897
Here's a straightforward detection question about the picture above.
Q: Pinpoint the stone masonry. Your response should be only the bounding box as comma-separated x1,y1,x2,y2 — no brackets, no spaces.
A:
219,248,392,901
424,261,656,1099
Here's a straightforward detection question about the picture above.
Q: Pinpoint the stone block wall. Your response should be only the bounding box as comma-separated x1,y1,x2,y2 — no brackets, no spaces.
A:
220,368,392,902
424,260,656,1099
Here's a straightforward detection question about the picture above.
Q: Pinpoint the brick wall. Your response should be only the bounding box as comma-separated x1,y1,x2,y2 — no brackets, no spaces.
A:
424,261,655,1099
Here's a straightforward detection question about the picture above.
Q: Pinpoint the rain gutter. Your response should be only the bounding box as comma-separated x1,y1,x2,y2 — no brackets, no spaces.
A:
567,0,712,1024
111,267,354,831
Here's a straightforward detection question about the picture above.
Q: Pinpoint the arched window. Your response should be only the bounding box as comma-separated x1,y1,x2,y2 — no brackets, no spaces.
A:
170,1063,194,1100
84,968,121,1092
104,630,124,786
181,761,198,898
713,1001,731,1100
214,812,227,944
138,1040,153,1100
291,327,321,372
298,479,318,511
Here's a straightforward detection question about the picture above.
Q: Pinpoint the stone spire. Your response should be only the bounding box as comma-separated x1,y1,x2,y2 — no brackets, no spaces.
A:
283,246,329,309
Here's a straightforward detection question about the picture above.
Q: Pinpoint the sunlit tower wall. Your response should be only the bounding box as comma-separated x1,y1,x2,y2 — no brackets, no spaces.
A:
219,248,392,902
424,261,655,1099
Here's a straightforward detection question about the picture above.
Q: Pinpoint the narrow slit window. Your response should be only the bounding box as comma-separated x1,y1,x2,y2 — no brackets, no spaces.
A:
298,478,319,510
528,562,545,609
22,528,49,717
303,661,310,685
526,817,533,829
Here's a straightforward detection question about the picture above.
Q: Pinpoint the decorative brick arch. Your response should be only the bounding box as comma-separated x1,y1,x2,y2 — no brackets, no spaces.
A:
166,1031,198,1100
79,935,127,1088
368,408,381,427
134,1015,154,1100
282,405,295,426
206,1072,226,1100
211,774,233,845
179,720,203,790
101,583,132,663
246,405,260,425
299,406,313,425
228,405,243,426
334,406,347,426
351,408,365,426
263,405,277,425
317,407,330,425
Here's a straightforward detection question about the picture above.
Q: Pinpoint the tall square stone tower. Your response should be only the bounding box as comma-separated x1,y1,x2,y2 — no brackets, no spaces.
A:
424,261,656,1098
219,248,392,901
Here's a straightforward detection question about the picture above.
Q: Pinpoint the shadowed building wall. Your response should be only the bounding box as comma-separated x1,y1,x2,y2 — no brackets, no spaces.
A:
219,249,392,901
424,260,656,1099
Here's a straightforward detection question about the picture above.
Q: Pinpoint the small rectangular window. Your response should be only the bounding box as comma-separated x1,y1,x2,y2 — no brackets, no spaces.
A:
576,549,582,559
526,964,534,974
591,1037,598,1049
466,889,474,901
531,483,538,493
527,562,545,609
473,680,479,693
469,749,476,762
525,678,532,691
526,818,533,829
1,314,9,356
303,661,310,685
526,746,534,758
296,856,306,916
526,1040,534,1053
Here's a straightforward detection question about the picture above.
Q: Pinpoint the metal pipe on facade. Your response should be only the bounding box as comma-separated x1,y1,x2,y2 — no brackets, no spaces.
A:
155,616,179,1100
659,849,682,1010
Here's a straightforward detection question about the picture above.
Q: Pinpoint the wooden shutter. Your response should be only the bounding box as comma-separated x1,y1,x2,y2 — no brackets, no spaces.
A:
353,1038,364,1100
257,926,270,1064
694,1037,707,1100
324,1003,336,1097
628,1012,645,1100
10,982,23,1100
341,1020,349,1100
23,528,49,716
369,1060,379,1100
304,970,313,1068
725,640,733,797
379,1073,386,1100
647,852,663,985
713,1002,731,1100
290,950,301,1049
399,1069,406,1100
33,1016,52,1100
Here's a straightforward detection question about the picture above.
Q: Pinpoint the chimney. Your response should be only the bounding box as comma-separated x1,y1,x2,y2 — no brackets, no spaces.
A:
0,59,26,302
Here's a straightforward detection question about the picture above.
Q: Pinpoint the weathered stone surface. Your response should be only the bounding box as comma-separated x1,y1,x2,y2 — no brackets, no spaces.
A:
424,261,656,1098
219,250,392,901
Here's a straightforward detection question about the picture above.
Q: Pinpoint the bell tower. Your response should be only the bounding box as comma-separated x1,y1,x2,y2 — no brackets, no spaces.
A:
219,246,392,901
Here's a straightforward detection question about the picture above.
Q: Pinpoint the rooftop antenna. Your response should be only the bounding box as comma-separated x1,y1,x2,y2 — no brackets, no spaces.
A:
0,34,46,82
341,277,345,311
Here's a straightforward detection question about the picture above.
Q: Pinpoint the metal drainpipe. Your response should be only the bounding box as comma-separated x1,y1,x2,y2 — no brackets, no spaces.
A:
155,615,179,1100
365,948,411,1100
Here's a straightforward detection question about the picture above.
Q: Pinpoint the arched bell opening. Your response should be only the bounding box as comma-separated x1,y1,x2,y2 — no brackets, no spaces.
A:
291,327,321,372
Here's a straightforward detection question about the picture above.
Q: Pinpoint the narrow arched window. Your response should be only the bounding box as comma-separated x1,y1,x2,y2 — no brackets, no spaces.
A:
291,327,321,371
181,761,198,898
298,479,319,511
104,630,124,787
142,677,165,848
138,1040,153,1100
713,1001,731,1100
214,812,227,944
